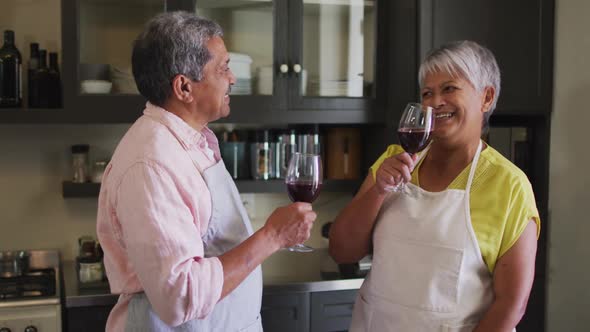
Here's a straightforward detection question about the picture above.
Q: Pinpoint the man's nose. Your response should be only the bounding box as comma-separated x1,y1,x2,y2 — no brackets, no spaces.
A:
228,69,236,85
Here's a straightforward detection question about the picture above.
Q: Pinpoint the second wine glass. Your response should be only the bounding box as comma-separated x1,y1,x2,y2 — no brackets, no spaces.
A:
285,153,322,253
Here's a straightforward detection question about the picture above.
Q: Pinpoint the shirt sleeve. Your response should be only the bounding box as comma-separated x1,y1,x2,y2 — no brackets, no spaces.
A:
115,161,224,327
498,173,541,259
369,144,405,180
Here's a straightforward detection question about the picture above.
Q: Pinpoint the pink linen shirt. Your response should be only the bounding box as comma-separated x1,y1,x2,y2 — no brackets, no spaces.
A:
96,103,224,331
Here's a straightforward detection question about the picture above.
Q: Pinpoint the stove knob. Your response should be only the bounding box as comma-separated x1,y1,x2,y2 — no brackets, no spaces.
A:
24,327,37,332
0,328,11,332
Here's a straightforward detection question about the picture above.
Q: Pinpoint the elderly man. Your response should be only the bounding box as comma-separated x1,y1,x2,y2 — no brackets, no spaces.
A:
97,11,316,331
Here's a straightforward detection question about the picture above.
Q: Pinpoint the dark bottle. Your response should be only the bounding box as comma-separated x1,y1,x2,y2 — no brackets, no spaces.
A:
28,43,39,107
0,30,22,108
48,52,62,108
35,49,50,108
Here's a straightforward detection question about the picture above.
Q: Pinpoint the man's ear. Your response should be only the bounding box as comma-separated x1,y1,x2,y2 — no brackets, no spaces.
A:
171,74,194,103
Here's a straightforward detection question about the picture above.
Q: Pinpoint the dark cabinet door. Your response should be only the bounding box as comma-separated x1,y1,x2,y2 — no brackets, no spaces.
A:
261,292,310,332
310,290,358,332
65,305,113,332
418,0,554,115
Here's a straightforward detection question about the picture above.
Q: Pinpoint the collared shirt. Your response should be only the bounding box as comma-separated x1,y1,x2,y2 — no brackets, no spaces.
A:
97,103,224,331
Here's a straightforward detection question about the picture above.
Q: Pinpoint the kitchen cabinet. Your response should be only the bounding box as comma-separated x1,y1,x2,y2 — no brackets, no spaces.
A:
65,305,113,332
310,290,357,332
417,0,554,115
0,0,387,125
261,289,359,332
59,0,194,123
193,0,386,124
1,0,388,124
261,292,310,332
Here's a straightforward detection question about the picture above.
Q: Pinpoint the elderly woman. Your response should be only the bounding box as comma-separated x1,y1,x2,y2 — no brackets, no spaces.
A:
329,40,539,331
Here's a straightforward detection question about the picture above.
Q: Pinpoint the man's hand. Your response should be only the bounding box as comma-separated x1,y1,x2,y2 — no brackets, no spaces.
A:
263,203,317,250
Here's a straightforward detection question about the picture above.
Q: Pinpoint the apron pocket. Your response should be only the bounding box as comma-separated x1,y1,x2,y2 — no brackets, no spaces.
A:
441,322,477,332
370,237,463,313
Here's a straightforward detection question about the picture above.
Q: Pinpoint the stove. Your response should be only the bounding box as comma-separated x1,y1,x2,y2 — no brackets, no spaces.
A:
0,250,62,332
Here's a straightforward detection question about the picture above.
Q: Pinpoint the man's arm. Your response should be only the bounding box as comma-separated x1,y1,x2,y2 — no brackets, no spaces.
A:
117,162,315,326
218,203,316,299
474,220,538,332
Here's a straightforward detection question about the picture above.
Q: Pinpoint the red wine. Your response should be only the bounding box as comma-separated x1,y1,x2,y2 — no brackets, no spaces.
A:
287,181,322,203
398,128,433,154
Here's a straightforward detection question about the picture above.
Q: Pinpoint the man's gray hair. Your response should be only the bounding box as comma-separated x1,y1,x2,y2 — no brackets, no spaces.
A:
418,40,501,130
132,11,223,106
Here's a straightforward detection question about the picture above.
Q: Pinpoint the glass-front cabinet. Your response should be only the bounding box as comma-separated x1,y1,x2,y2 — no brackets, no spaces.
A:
62,0,191,122
195,0,381,123
66,0,383,123
294,0,376,107
77,0,164,96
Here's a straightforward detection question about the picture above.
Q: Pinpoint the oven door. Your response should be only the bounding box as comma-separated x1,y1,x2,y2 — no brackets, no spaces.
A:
0,304,61,332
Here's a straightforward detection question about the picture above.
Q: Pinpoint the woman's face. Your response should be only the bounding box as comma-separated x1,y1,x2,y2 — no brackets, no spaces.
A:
421,71,493,145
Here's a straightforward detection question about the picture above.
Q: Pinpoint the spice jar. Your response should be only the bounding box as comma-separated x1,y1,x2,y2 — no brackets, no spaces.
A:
92,160,107,183
250,130,274,180
71,144,90,183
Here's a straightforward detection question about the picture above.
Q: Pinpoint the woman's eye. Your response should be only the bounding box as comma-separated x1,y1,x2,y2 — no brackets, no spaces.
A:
443,86,457,93
421,91,432,98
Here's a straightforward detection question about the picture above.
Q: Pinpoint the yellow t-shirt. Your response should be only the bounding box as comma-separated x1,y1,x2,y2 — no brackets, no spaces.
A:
370,144,540,273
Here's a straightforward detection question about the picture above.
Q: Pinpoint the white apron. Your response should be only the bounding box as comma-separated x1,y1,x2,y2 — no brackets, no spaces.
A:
350,141,506,332
125,154,263,331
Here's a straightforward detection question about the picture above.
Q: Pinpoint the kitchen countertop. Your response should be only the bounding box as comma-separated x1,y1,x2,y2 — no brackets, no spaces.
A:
63,261,364,308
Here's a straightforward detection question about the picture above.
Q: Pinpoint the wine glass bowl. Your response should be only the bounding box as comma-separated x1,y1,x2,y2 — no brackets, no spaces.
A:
284,153,322,252
391,103,435,192
397,103,435,154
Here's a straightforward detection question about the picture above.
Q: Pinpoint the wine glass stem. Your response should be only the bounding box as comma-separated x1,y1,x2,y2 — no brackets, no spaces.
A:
393,152,414,192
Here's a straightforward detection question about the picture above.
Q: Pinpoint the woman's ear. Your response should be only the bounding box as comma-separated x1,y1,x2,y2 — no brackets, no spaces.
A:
170,74,194,103
482,86,496,114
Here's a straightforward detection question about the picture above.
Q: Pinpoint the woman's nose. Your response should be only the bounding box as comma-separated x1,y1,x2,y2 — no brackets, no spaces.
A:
431,93,446,110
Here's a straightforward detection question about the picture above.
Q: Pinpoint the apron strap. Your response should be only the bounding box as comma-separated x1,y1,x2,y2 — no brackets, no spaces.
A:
465,140,483,191
413,140,482,191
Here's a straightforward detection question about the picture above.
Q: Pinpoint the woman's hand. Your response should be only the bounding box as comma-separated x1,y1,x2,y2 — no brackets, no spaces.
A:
374,153,418,194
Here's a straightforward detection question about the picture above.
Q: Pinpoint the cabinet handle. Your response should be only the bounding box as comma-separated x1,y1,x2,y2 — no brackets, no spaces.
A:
293,64,302,74
279,64,289,74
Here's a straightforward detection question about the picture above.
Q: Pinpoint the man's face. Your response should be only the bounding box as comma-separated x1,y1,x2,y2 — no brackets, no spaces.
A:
192,36,236,122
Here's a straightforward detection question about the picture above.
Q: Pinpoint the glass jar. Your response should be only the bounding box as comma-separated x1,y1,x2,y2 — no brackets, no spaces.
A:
78,257,103,283
71,144,90,183
92,160,107,183
250,130,273,180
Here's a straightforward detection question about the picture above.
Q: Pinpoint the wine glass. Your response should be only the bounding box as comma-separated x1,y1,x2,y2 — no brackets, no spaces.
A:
285,153,323,252
391,102,435,192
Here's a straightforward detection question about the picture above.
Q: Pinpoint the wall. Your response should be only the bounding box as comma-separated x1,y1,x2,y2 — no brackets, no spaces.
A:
0,125,128,260
0,123,349,280
547,0,590,330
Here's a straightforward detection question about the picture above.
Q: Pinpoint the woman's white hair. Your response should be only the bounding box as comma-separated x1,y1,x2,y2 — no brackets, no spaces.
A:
418,40,501,129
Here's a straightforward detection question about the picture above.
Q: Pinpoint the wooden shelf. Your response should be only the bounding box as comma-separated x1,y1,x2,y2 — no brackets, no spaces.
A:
62,181,101,197
62,179,361,197
0,108,68,124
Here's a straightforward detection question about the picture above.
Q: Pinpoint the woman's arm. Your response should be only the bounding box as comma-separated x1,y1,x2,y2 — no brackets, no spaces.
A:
328,174,386,263
474,220,538,332
329,152,416,263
